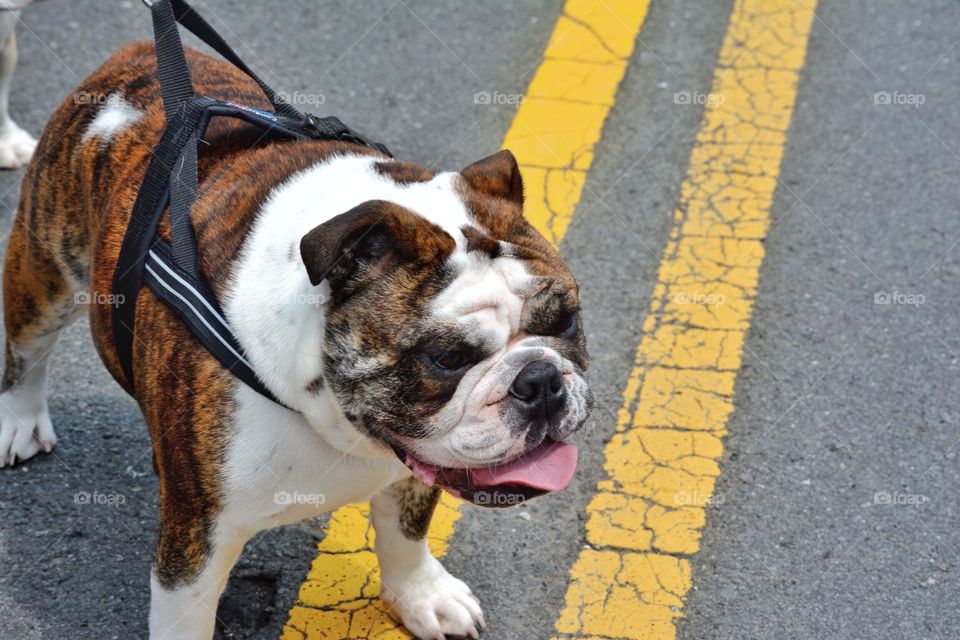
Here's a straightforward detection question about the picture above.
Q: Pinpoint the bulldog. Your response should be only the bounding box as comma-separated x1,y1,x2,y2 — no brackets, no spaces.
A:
0,40,592,639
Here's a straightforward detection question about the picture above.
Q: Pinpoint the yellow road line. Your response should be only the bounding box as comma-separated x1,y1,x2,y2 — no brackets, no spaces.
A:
505,0,652,243
280,1,651,638
281,501,462,638
552,1,817,639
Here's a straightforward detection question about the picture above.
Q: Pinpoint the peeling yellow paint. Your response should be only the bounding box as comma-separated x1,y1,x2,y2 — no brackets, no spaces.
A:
280,1,650,638
553,551,691,639
280,499,462,640
503,0,651,245
553,1,817,638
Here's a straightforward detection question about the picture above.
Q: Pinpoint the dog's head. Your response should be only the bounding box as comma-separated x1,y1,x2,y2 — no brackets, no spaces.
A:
300,150,592,505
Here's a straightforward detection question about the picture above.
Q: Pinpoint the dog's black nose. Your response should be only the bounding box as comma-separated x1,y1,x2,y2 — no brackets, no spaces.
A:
509,361,566,420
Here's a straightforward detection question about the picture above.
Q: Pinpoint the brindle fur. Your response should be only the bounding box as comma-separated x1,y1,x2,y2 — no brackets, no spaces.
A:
304,375,325,395
387,477,442,541
460,225,502,259
1,41,386,586
0,344,23,392
374,160,435,185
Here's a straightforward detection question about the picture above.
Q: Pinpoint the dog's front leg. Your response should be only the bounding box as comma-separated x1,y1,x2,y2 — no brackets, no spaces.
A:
149,518,249,640
371,478,485,639
0,14,35,169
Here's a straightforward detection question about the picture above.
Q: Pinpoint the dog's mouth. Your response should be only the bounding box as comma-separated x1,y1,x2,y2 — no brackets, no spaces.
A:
394,439,578,508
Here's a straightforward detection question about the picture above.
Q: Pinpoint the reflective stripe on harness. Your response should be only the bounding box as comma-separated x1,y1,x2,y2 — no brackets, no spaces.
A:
111,0,391,409
141,239,276,402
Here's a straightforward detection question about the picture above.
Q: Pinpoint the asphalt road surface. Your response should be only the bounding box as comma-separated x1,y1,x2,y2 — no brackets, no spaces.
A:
0,1,957,639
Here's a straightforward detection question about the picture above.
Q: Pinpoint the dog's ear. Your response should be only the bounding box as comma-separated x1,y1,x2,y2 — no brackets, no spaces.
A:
461,149,524,206
300,200,455,291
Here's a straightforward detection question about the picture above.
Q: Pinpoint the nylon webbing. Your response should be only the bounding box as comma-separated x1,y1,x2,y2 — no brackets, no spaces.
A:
113,0,389,407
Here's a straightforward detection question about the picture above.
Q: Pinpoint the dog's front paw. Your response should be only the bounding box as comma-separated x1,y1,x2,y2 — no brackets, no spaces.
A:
0,123,36,169
382,556,485,640
0,390,56,467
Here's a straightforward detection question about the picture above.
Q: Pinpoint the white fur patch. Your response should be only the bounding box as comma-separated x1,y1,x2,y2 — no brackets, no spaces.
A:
224,154,475,414
82,93,142,142
220,385,408,531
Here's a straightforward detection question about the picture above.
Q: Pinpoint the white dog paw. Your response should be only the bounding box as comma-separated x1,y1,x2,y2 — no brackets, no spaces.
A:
382,556,486,640
0,390,56,467
0,123,36,169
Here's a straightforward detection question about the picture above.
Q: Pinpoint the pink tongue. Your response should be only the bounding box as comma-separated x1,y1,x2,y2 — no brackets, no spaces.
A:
467,440,578,492
404,440,579,494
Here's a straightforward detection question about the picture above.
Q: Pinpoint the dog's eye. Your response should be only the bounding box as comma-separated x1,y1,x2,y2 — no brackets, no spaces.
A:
557,309,579,338
432,350,470,370
422,347,473,373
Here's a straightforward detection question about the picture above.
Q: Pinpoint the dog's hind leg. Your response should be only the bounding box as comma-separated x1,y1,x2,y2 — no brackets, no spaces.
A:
148,523,250,640
0,170,88,466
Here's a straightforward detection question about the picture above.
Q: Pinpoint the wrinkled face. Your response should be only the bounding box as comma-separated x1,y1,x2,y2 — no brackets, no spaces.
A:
300,150,592,475
398,254,590,468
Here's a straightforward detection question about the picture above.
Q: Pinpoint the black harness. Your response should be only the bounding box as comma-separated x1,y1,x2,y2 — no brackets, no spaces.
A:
112,0,390,407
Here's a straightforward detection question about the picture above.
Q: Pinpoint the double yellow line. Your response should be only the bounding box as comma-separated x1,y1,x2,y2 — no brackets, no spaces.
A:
281,0,817,638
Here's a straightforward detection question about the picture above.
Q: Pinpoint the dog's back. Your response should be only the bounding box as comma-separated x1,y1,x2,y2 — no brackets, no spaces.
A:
7,41,373,394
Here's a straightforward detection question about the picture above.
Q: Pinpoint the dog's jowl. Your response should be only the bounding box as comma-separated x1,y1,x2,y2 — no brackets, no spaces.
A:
0,39,591,640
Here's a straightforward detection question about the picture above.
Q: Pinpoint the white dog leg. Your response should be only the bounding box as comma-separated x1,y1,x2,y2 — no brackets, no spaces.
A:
0,330,58,466
0,12,36,169
371,478,485,639
149,526,249,640
0,275,86,467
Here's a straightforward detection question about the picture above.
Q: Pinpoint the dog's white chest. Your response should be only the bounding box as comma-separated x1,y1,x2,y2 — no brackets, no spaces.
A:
219,386,408,531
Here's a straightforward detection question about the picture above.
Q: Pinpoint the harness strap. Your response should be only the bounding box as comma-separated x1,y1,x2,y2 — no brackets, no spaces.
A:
113,0,390,410
146,0,389,152
143,240,279,402
169,129,200,276
148,0,299,119
149,0,193,123
112,99,211,388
